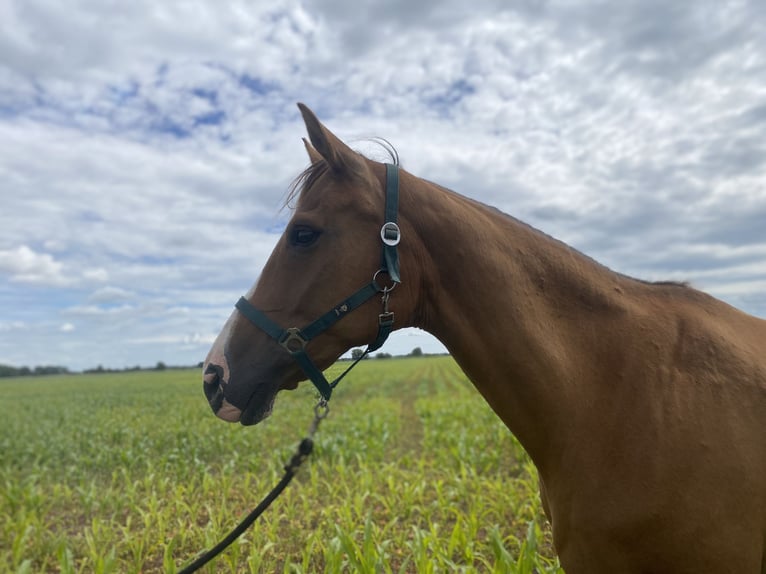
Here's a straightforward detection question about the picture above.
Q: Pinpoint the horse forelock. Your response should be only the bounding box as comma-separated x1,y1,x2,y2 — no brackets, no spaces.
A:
283,160,330,210
283,140,400,210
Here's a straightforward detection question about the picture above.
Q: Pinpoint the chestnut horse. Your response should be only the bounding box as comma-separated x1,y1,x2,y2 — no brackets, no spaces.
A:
203,104,766,573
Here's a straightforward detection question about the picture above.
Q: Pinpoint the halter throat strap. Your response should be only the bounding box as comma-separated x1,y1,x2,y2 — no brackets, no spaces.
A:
234,163,401,401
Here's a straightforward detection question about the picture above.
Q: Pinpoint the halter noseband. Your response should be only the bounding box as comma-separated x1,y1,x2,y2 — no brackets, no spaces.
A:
234,163,401,401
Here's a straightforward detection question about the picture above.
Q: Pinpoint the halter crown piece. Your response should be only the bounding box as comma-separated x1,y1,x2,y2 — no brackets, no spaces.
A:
234,163,402,401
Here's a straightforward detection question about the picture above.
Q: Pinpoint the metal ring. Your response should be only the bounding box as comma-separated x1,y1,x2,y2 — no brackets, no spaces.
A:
314,400,330,420
372,269,398,293
380,222,401,246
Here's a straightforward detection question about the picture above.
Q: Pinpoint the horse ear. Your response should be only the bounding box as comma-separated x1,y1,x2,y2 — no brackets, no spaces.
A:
297,103,363,175
302,138,323,165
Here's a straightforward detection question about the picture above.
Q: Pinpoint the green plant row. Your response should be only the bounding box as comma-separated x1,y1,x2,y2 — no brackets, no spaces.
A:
1,357,562,573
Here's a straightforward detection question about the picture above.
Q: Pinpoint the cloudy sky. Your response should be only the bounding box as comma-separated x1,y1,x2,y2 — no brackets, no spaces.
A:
1,0,764,371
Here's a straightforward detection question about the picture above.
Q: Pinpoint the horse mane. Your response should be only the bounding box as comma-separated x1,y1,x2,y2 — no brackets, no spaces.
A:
645,279,691,288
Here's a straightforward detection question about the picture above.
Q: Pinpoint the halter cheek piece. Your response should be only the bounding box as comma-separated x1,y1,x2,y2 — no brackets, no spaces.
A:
234,164,401,402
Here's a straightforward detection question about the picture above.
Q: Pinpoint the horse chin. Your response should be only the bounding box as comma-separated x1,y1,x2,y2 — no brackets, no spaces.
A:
240,392,276,426
237,365,309,425
280,379,300,391
239,377,301,425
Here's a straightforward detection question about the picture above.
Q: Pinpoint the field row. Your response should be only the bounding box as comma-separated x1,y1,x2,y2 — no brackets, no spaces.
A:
1,356,562,573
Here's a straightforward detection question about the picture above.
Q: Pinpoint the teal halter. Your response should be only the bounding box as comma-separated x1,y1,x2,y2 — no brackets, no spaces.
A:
234,163,401,401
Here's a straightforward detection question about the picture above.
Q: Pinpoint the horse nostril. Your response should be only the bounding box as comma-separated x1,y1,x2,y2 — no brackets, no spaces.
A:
204,363,222,386
203,363,225,412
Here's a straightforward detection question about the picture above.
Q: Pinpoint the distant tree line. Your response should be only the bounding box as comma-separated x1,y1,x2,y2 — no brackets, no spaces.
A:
1,350,445,378
0,364,70,378
0,361,199,378
349,346,434,361
83,361,193,373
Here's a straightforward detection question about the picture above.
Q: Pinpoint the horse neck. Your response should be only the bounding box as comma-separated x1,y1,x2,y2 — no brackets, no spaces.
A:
401,173,631,466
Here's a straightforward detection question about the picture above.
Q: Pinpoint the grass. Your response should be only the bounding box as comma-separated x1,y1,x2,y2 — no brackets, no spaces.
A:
0,356,562,573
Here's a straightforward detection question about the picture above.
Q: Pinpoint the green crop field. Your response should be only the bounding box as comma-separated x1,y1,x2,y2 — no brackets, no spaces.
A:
1,356,562,573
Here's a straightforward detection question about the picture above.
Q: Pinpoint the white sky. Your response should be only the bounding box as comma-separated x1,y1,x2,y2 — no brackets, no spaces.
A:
1,0,764,371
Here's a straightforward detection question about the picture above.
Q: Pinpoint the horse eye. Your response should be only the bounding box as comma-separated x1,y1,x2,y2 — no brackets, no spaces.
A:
290,226,320,247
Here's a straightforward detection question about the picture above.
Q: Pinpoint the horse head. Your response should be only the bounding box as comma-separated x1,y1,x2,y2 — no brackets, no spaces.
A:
202,104,420,425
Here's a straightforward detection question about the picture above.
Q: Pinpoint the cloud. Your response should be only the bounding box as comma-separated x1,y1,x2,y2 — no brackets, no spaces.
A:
0,0,764,370
62,304,137,318
126,332,217,346
87,287,135,304
0,321,27,332
0,245,67,285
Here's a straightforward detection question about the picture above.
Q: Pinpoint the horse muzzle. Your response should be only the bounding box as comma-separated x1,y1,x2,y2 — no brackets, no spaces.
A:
203,361,243,423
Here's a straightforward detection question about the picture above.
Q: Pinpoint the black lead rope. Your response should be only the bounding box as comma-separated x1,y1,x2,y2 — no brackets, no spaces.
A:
177,401,329,574
180,163,402,572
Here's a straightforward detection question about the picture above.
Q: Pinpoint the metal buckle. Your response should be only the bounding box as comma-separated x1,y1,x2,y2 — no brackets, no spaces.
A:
380,222,401,246
378,312,394,327
280,328,308,354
